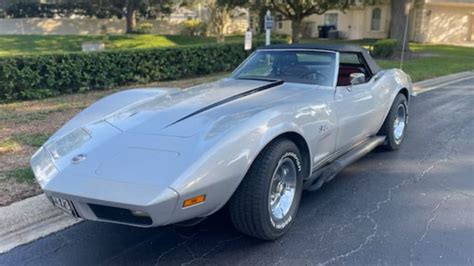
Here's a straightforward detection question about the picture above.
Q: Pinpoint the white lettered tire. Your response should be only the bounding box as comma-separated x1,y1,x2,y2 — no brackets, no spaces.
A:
229,139,303,240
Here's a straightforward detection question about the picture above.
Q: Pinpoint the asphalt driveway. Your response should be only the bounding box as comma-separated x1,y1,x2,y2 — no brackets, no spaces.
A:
1,77,473,266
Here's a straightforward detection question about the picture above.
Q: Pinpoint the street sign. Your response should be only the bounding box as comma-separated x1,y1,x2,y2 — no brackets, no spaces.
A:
244,30,252,51
265,10,272,46
265,15,274,30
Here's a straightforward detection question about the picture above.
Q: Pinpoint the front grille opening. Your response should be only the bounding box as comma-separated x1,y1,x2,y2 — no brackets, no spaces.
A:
89,204,152,226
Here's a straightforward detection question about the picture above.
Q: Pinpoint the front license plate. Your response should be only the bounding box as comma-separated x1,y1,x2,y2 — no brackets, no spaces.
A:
51,197,78,217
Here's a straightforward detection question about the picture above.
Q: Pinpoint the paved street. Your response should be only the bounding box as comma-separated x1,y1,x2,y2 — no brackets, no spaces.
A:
1,77,473,266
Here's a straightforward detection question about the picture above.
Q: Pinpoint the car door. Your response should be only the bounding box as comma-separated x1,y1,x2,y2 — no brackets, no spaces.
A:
333,53,382,151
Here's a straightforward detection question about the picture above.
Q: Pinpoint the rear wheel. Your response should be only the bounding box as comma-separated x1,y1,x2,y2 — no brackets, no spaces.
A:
229,139,303,240
379,93,408,150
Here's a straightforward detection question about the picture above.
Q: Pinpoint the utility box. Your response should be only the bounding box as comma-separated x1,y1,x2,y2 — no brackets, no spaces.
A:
318,25,336,38
81,42,105,52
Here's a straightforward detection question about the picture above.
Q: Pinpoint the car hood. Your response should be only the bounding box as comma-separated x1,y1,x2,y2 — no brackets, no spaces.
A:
105,78,279,135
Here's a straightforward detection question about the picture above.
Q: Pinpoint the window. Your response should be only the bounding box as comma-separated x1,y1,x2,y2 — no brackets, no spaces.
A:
232,50,336,86
371,8,382,31
277,15,283,29
337,52,372,86
339,53,362,65
324,13,338,30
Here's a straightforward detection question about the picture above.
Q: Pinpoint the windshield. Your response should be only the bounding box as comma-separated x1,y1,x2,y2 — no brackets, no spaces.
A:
232,50,336,86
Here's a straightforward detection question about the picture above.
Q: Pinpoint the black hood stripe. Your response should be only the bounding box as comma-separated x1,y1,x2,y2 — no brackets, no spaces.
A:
166,79,284,128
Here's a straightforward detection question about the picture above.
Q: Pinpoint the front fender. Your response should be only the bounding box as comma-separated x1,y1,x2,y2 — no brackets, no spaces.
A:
377,69,413,131
166,103,332,223
49,88,173,141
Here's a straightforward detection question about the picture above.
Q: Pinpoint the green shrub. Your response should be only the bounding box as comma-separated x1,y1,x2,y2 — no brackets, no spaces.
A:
135,23,154,34
182,19,207,36
372,39,398,58
0,41,275,101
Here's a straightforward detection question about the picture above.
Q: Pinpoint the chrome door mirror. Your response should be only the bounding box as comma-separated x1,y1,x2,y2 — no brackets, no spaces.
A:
350,73,366,85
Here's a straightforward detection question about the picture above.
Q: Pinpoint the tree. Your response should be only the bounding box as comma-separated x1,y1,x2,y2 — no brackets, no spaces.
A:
389,0,412,52
266,0,351,43
98,0,176,33
5,0,176,33
182,0,245,42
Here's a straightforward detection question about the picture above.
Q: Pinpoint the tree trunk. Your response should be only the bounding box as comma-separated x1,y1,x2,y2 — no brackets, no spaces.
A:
389,0,410,51
125,1,137,34
217,32,225,43
291,19,302,43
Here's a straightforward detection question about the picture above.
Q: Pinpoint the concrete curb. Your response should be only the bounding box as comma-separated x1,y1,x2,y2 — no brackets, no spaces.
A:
1,70,473,254
0,194,80,254
413,71,474,95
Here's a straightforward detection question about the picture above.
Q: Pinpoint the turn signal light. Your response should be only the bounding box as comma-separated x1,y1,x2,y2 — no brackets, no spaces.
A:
183,195,206,208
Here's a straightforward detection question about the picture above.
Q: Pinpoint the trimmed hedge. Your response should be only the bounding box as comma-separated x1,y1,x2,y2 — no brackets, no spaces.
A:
372,39,397,58
0,42,269,102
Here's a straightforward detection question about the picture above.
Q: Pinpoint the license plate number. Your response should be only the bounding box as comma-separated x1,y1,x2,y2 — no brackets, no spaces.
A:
51,197,78,217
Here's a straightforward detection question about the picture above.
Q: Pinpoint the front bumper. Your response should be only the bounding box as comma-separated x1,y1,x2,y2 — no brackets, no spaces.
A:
44,178,179,227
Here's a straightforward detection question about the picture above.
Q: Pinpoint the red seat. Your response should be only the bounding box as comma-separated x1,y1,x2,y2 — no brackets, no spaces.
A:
337,66,362,86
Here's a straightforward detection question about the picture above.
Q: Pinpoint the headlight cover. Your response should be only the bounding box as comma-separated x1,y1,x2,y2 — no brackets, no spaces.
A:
46,128,91,160
31,148,58,187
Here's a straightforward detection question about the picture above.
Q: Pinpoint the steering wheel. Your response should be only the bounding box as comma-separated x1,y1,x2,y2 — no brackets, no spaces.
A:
299,71,329,81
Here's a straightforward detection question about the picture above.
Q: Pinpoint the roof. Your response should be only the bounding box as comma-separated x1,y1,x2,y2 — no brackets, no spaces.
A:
258,43,367,53
257,43,382,74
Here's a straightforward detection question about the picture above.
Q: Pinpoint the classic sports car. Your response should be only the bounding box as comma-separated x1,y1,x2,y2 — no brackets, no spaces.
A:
31,44,412,240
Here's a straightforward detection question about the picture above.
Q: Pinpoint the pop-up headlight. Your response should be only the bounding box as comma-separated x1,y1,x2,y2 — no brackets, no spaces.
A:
46,128,91,160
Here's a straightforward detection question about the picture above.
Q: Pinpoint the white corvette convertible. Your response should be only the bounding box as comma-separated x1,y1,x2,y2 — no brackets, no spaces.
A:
31,44,412,240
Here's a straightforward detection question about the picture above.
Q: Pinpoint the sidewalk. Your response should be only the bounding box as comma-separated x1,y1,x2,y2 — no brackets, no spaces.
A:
413,71,474,95
0,194,80,253
0,70,473,254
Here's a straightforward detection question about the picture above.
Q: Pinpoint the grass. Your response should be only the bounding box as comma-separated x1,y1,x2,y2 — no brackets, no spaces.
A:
376,44,474,81
301,38,474,82
4,168,36,183
0,34,244,56
0,138,21,155
13,133,50,147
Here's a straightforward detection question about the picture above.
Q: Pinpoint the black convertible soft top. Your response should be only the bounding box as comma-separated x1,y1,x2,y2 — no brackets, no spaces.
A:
259,43,382,74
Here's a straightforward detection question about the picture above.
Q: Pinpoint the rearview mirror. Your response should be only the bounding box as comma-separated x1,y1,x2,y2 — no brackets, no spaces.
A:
350,73,366,85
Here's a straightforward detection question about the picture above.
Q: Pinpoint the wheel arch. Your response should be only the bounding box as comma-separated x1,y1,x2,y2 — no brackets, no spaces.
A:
253,131,312,181
399,87,410,102
377,89,409,135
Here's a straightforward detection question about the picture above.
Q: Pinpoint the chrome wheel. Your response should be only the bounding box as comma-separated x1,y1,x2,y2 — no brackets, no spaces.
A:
268,157,297,221
393,103,407,145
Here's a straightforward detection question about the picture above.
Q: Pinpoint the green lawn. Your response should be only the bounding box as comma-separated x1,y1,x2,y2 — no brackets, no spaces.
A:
0,34,244,56
301,38,474,82
376,44,474,82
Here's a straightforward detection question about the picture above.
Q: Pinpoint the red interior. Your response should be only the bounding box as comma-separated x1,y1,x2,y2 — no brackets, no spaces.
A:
337,66,362,86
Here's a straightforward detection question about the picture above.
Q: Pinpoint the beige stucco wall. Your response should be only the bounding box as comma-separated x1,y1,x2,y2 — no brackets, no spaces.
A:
0,17,248,35
0,18,184,35
414,4,474,43
273,4,390,40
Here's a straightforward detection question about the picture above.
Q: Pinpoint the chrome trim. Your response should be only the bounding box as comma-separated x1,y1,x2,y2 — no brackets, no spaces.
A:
268,156,297,221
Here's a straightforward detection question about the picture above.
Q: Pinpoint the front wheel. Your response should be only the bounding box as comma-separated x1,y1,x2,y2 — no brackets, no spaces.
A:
379,93,409,150
229,139,303,240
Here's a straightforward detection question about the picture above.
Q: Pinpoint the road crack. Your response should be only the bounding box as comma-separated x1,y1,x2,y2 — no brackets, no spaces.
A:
409,193,453,266
317,158,448,265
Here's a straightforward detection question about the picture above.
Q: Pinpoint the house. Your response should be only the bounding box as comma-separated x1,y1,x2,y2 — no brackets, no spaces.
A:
412,0,474,43
269,0,474,44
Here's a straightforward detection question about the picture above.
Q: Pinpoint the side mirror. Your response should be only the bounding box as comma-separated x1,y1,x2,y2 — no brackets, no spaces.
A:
350,73,366,85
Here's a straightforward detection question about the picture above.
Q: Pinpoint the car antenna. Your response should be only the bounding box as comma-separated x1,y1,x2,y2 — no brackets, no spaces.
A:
400,2,413,70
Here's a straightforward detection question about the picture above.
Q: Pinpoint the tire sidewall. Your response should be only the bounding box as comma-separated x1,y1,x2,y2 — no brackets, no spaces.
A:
387,94,408,149
262,142,303,239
